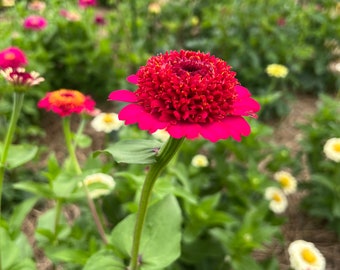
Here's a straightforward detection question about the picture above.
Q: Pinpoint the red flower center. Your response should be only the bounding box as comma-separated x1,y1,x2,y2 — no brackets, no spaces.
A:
135,50,239,124
10,70,33,83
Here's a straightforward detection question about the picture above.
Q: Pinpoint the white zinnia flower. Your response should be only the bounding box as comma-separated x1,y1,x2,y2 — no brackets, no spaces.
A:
81,173,116,199
191,154,209,168
91,112,124,133
288,240,326,270
323,137,340,162
264,186,288,213
274,171,297,195
151,129,170,142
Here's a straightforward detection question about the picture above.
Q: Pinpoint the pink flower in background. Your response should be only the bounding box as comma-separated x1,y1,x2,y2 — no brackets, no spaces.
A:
23,15,47,31
28,1,46,12
1,67,44,92
0,47,27,69
109,50,260,142
78,0,97,8
59,9,81,21
38,89,96,117
94,14,106,25
277,17,286,26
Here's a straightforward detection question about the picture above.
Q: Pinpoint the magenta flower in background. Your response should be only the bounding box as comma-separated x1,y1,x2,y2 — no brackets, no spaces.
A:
38,89,96,117
94,14,106,25
78,0,97,8
23,15,47,31
0,47,27,69
109,50,260,142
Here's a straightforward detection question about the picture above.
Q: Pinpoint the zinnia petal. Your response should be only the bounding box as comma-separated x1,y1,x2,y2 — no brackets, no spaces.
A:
233,86,261,117
127,74,138,84
119,104,144,124
167,124,201,140
108,90,138,102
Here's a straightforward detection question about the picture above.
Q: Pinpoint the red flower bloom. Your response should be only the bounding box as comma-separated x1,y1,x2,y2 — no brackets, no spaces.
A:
108,50,260,142
0,47,27,69
38,89,96,117
1,67,44,91
78,0,97,8
23,15,47,31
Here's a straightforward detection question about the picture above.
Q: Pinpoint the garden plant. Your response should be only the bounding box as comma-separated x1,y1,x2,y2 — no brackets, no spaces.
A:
0,0,339,270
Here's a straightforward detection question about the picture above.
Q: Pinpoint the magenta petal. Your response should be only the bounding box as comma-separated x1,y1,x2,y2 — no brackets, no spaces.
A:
166,125,186,139
235,85,251,98
127,74,138,84
108,90,138,102
200,122,231,142
233,85,261,117
119,104,143,124
222,116,251,141
137,111,168,132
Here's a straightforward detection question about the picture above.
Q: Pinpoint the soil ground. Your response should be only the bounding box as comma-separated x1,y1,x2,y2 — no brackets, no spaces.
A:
23,95,340,270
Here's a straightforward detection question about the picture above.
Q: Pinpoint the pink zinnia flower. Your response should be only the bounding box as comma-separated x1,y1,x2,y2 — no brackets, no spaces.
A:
1,67,44,91
108,50,260,142
0,47,27,69
38,89,96,117
59,9,81,21
23,15,47,31
78,0,97,8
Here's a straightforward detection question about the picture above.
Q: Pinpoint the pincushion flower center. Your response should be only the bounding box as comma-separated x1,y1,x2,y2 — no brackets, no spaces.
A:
333,142,340,153
272,192,282,202
49,90,85,106
103,113,114,123
10,70,33,82
135,51,238,125
278,176,290,188
301,248,317,264
4,52,15,60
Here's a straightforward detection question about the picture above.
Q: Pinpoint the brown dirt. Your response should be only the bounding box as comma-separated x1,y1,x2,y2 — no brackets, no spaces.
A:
22,96,340,269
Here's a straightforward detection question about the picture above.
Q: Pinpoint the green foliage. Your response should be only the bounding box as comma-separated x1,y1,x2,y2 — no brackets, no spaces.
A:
298,93,340,236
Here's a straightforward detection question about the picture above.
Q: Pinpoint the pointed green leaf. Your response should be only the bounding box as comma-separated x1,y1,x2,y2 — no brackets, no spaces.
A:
0,144,38,169
110,195,182,269
94,139,163,164
83,250,126,270
13,181,54,199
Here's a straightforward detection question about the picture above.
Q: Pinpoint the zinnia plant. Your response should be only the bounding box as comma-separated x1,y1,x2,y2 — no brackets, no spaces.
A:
108,50,260,270
0,46,27,69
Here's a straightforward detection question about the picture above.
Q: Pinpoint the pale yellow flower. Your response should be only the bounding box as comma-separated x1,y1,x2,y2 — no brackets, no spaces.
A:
191,154,209,168
265,64,289,78
81,173,115,199
323,137,340,162
152,129,170,142
288,240,326,270
91,112,124,133
274,171,297,195
264,187,287,213
148,2,161,14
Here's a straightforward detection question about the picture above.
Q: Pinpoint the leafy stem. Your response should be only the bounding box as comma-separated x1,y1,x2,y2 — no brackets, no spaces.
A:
129,137,185,270
62,116,108,244
0,92,25,270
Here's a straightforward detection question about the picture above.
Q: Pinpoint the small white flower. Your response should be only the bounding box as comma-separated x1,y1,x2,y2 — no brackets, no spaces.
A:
264,186,288,214
288,240,326,270
90,112,124,133
151,129,170,142
274,171,297,195
323,137,340,162
81,173,115,199
191,154,209,168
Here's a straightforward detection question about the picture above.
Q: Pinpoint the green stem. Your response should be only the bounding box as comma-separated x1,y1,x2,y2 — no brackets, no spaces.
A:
53,198,63,242
129,137,185,270
0,92,25,270
72,116,86,149
62,117,108,244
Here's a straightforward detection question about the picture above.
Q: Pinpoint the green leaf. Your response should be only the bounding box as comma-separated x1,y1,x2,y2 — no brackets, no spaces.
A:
94,139,163,164
13,181,54,199
110,195,182,269
0,228,35,270
0,144,38,169
45,248,89,265
75,134,92,149
8,196,39,237
84,250,126,270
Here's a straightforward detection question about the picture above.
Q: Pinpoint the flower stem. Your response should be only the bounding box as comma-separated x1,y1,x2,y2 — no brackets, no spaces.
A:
62,117,108,244
129,137,185,270
0,92,25,270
